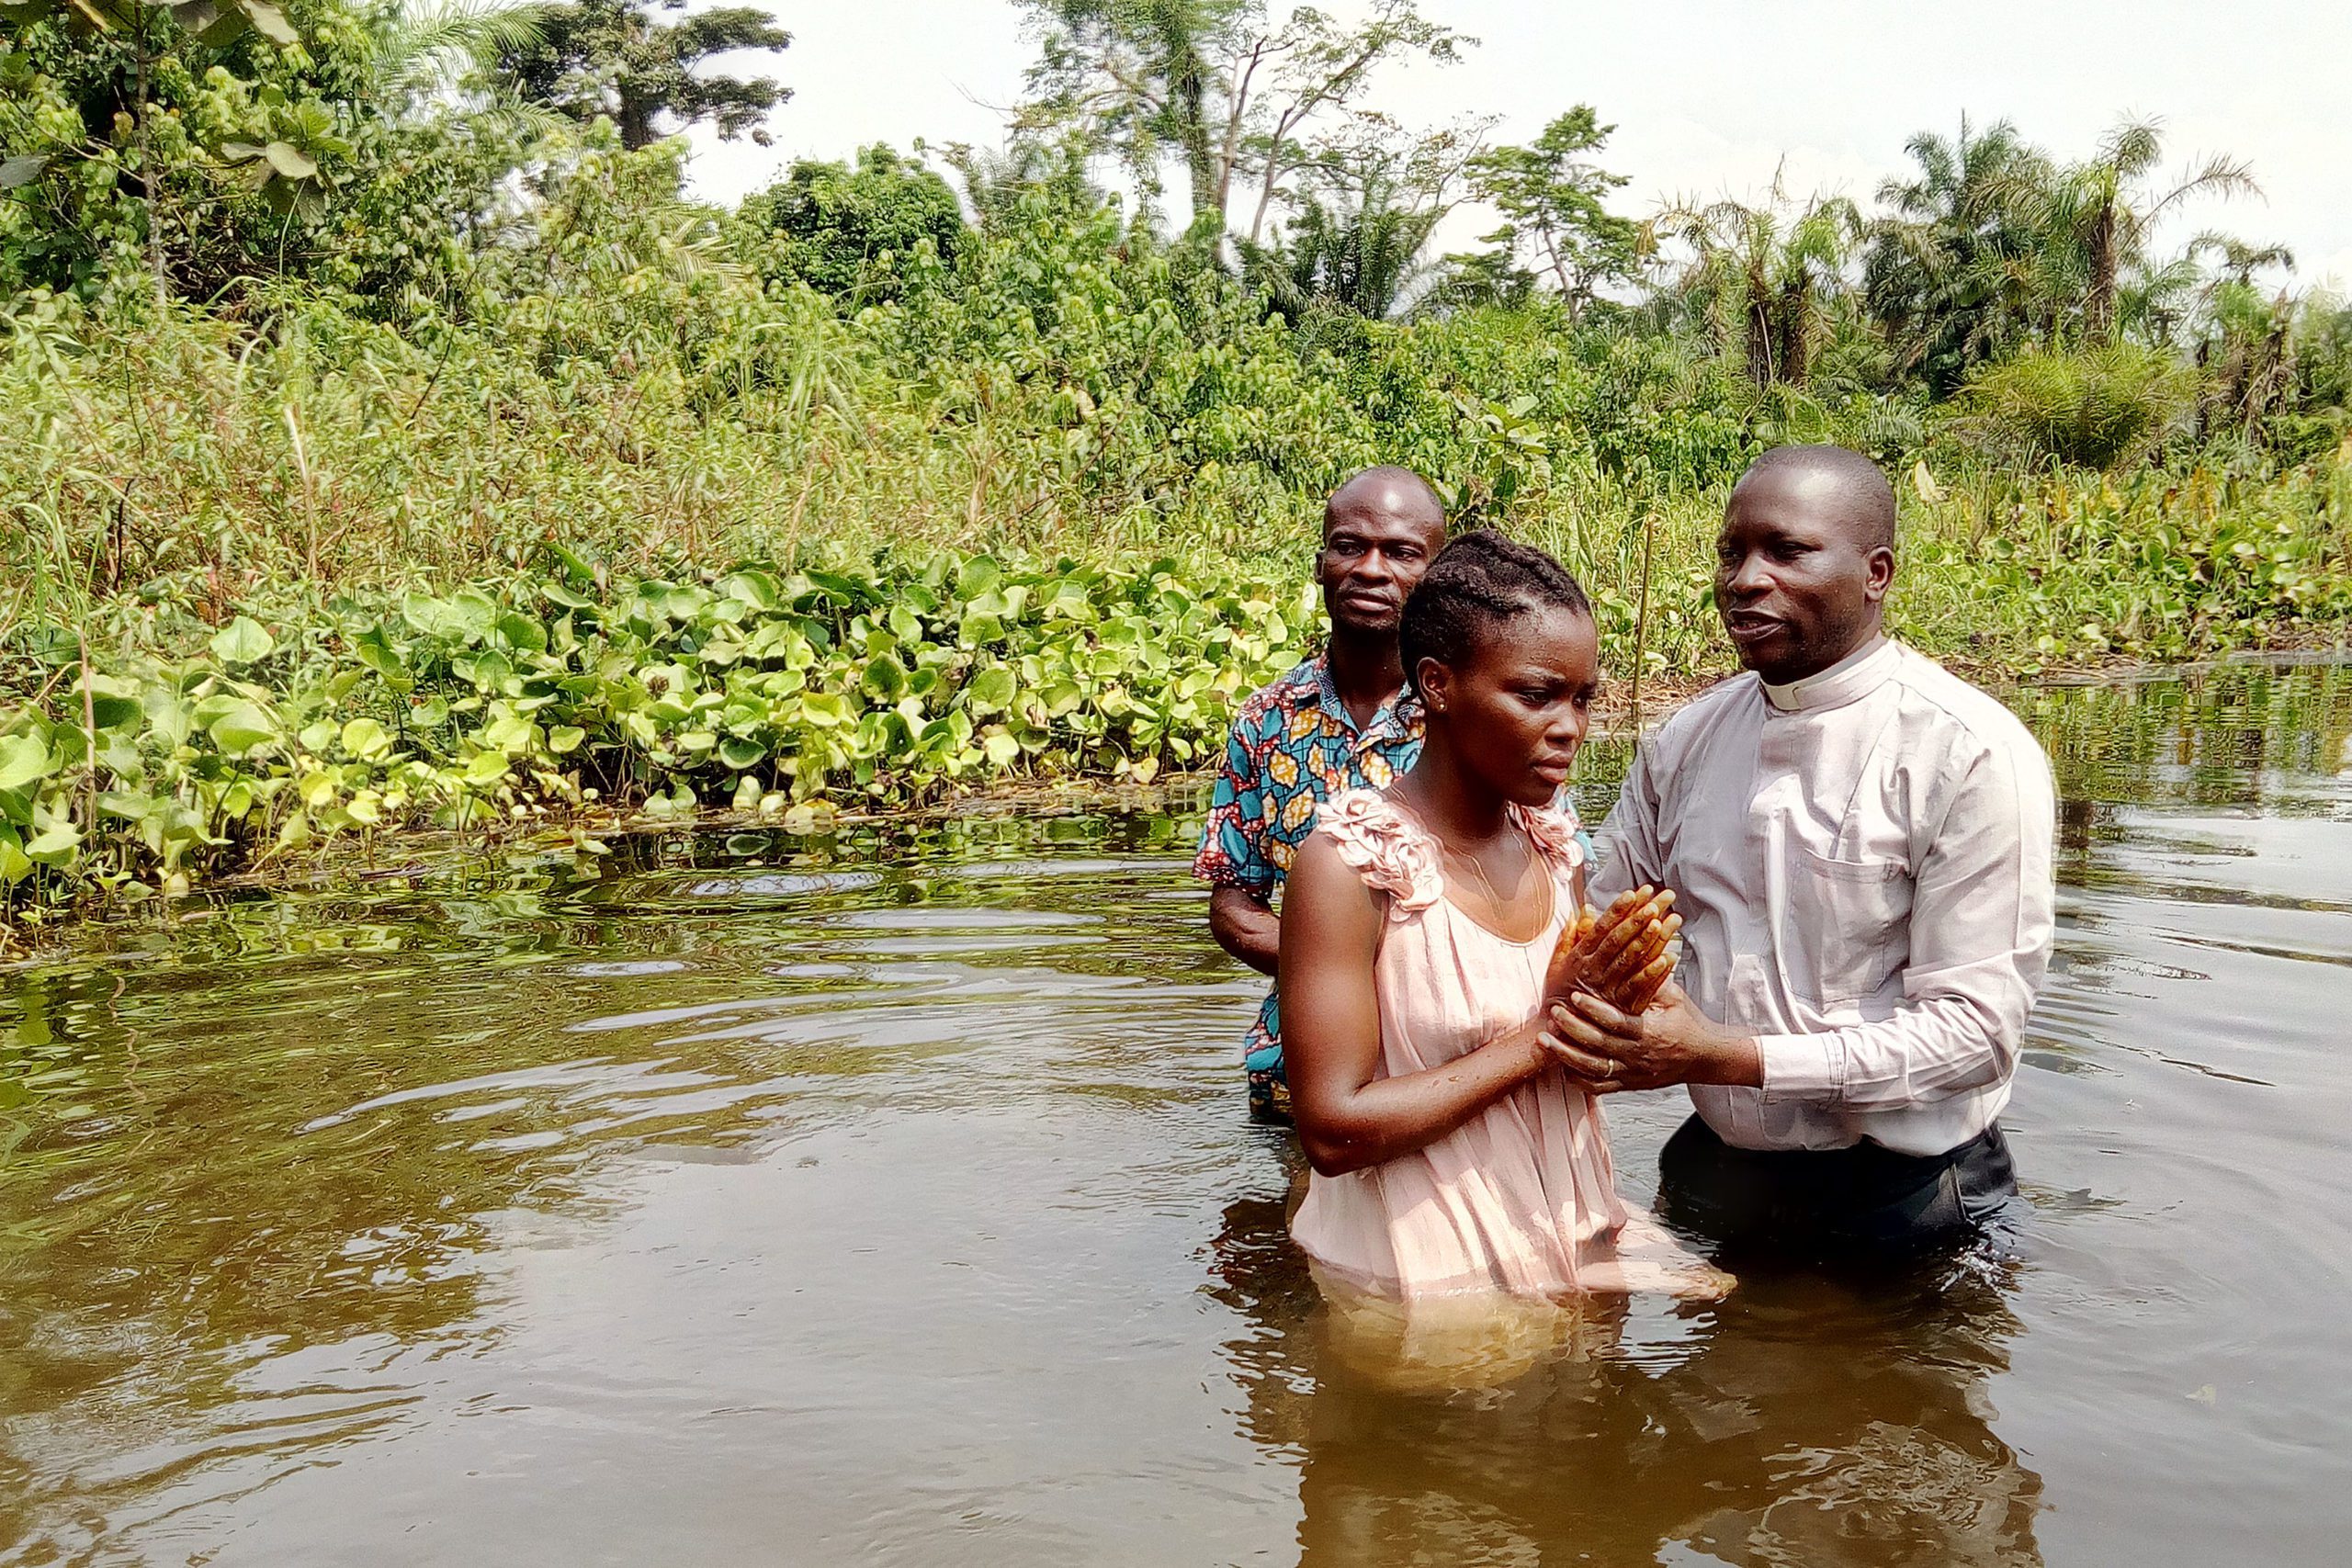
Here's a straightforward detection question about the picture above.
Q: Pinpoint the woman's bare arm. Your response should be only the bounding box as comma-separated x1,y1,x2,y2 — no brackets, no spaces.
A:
1279,833,1558,1178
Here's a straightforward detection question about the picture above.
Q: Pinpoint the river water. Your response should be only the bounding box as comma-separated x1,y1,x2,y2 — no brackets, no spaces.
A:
2,659,2347,1566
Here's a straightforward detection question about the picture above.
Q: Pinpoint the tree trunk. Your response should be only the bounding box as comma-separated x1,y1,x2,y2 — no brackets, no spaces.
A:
1742,248,1773,389
1170,48,1218,229
1776,276,1811,387
618,89,657,151
2084,203,2118,342
1746,301,1773,389
134,23,169,309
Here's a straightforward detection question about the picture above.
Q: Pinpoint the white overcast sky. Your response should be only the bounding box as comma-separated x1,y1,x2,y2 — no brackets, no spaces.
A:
682,0,2352,290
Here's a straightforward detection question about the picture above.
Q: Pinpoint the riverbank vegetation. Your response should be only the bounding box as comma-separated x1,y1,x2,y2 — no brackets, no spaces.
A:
4,0,2350,924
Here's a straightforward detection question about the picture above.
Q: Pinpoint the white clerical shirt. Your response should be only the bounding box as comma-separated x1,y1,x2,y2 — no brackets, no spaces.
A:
1590,637,2057,1156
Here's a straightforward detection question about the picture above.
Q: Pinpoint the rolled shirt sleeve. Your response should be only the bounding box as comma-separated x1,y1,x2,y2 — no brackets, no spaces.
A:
1757,739,2058,1109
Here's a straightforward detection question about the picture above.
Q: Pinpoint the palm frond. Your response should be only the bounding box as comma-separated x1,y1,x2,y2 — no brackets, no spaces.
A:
373,0,552,103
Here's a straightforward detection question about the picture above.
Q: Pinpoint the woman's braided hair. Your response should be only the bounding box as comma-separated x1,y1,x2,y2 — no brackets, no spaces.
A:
1398,529,1593,700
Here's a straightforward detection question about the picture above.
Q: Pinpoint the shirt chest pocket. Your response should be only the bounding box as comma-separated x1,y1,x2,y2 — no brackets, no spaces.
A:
1786,847,1914,1007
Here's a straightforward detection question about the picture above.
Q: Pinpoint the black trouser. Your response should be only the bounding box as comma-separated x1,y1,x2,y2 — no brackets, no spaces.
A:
1657,1115,2017,1254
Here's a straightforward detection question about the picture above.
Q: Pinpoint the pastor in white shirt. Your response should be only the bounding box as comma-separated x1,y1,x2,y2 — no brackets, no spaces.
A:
1553,446,2057,1249
1591,635,2057,1153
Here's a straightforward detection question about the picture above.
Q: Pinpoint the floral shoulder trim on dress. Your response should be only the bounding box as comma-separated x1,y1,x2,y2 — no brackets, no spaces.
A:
1512,799,1587,874
1316,789,1442,917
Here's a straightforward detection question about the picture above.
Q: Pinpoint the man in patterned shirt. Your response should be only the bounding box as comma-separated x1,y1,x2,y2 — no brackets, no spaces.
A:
1195,467,1447,1122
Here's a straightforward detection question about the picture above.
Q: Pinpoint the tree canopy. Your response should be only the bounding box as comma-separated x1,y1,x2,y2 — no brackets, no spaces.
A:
498,0,791,150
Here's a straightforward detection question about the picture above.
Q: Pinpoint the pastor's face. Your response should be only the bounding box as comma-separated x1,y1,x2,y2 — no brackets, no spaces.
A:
1714,469,1889,683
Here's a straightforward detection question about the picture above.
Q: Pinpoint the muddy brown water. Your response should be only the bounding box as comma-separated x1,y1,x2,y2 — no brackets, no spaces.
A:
3,659,2348,1566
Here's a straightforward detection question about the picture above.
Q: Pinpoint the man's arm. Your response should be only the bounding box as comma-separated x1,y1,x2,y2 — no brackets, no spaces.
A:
1749,742,2057,1108
1586,741,1666,907
1193,714,1280,970
1208,886,1281,976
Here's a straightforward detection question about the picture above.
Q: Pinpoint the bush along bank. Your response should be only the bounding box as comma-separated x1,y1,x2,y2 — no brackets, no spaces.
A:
0,551,1321,930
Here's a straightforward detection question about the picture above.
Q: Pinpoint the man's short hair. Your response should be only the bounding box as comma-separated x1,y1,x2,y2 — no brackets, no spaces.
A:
1735,446,1897,551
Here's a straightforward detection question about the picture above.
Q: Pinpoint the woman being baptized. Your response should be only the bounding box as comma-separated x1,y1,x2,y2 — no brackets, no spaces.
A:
1278,529,1726,1342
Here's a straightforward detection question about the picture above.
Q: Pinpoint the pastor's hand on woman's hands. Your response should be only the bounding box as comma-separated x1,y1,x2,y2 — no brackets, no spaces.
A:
1541,982,1764,1094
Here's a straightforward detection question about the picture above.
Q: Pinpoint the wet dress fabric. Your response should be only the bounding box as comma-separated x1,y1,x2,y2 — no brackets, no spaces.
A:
1289,789,1717,1302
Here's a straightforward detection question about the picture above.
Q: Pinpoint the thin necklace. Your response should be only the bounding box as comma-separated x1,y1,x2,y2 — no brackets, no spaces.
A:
1437,831,1533,914
1388,791,1551,930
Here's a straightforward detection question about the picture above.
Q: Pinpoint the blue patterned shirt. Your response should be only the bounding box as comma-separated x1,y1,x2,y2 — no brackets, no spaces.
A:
1193,656,1425,1063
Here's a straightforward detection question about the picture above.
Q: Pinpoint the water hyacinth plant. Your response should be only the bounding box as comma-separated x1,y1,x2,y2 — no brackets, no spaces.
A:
0,549,1320,921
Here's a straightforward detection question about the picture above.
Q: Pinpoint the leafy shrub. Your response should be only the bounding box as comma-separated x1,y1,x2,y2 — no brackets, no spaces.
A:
1952,344,2195,469
733,145,967,305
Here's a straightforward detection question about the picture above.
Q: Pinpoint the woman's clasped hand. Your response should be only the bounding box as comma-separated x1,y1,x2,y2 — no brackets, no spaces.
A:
1547,884,1681,1014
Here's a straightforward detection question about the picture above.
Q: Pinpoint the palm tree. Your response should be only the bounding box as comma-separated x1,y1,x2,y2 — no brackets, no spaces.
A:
1862,118,2058,396
2190,232,2295,289
1242,175,1444,321
1660,180,1861,389
2196,278,2299,444
940,137,1107,236
372,0,552,109
2034,118,2260,342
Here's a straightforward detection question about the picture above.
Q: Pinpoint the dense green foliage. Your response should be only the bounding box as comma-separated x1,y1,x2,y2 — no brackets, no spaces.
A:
0,549,1317,913
732,142,964,302
4,0,2350,925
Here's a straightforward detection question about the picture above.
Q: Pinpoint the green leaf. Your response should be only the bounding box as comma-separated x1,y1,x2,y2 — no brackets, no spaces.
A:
402,592,494,644
860,654,910,701
801,569,864,604
495,613,548,653
0,152,46,189
799,692,851,729
207,701,276,757
982,731,1021,768
82,673,142,731
353,626,408,679
956,556,1002,598
339,716,392,761
144,687,195,748
718,738,765,770
24,822,81,862
0,825,29,885
481,712,536,753
718,569,782,611
209,615,276,665
548,725,586,754
0,735,52,791
967,666,1017,714
238,0,298,46
168,2,234,42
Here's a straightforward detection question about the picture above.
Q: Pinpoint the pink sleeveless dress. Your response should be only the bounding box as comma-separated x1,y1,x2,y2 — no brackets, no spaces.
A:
1291,788,1720,1302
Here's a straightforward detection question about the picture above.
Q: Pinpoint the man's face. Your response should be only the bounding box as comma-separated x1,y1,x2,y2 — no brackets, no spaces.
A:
1317,493,1443,637
1713,468,1894,684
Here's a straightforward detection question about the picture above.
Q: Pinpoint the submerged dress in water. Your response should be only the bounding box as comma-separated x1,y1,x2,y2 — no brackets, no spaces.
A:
1292,788,1723,1303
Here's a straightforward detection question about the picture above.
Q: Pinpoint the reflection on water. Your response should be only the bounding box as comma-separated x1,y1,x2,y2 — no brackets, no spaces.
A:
1209,1189,2041,1566
1,660,2347,1566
